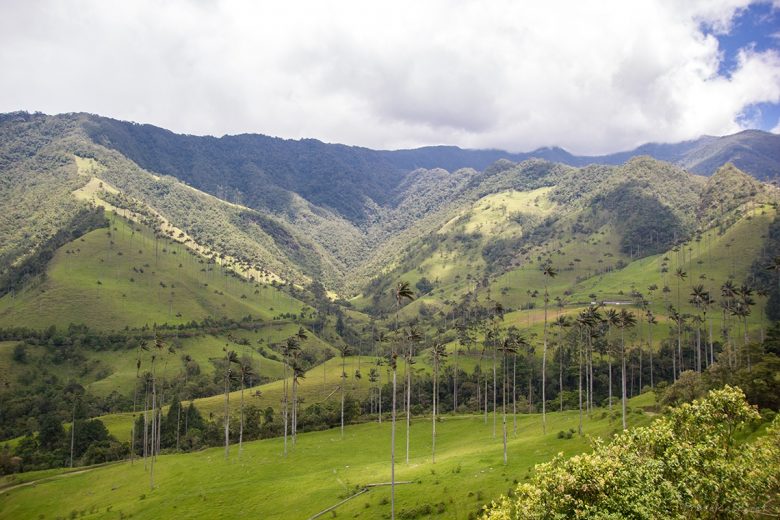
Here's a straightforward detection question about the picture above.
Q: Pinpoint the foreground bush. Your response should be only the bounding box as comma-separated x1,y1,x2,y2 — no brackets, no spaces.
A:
482,386,780,519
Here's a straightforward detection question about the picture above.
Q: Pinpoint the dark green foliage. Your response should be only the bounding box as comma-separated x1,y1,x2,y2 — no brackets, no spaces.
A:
596,182,685,255
414,277,434,295
37,415,65,451
11,343,27,363
750,215,780,320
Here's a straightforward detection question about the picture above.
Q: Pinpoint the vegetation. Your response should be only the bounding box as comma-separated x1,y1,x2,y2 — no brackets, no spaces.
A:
2,112,780,518
482,386,779,519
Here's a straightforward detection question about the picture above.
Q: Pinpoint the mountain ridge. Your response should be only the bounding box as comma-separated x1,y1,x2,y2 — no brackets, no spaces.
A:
2,111,779,297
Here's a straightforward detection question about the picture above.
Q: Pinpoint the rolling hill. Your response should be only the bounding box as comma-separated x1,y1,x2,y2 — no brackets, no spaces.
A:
1,111,779,520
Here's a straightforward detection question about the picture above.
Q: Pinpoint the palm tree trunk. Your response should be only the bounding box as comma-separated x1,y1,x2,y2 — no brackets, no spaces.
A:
131,381,138,464
224,366,230,460
239,379,245,457
143,384,149,469
502,351,508,464
638,337,643,390
492,347,497,438
673,323,678,381
283,362,288,456
391,366,397,520
453,348,459,412
578,340,583,436
588,340,594,415
649,322,654,389
744,315,751,372
513,353,518,434
559,345,564,413
341,356,346,439
542,295,548,433
156,404,162,458
485,377,489,421
621,328,627,430
707,312,713,367
696,324,701,373
608,349,613,420
432,359,437,463
150,361,157,490
405,351,411,463
477,372,481,419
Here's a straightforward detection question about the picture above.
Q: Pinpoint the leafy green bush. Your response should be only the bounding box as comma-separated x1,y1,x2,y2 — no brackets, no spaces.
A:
482,386,780,519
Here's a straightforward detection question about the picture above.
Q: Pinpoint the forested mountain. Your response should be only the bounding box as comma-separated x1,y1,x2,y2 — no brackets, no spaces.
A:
2,111,779,297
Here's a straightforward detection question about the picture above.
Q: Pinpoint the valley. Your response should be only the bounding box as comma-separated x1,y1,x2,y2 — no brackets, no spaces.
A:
0,112,779,518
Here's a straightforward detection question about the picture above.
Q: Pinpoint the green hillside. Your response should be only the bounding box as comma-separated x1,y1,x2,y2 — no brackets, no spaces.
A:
0,403,653,520
0,213,304,330
1,112,779,520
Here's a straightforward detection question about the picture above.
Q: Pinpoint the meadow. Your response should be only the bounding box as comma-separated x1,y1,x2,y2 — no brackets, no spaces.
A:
0,399,653,519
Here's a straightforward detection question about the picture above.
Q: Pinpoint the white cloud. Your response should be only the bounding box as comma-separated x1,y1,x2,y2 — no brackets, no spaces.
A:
0,0,778,154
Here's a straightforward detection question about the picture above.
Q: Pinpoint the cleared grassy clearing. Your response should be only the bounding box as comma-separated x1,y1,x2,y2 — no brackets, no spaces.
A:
0,398,653,519
0,214,304,330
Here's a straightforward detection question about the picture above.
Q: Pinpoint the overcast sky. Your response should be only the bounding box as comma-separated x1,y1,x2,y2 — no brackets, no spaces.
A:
1,0,779,154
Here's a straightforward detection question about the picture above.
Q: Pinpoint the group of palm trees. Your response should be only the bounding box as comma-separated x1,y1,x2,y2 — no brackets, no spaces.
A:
126,256,763,518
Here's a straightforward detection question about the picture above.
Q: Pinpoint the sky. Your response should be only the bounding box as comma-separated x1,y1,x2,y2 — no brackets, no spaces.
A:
0,0,779,155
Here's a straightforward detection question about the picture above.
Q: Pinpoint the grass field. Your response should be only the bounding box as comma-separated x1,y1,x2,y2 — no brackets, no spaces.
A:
0,398,654,519
0,213,304,330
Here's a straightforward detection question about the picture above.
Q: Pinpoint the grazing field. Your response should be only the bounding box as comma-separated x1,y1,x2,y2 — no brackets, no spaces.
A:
0,213,304,330
0,399,653,519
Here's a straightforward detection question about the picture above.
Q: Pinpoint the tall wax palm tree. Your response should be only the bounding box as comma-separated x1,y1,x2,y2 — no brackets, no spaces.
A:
390,281,414,520
498,335,519,464
689,285,709,373
429,342,447,463
237,360,254,457
281,336,299,456
404,326,421,464
673,268,688,379
574,307,597,435
223,348,239,460
552,315,572,413
149,333,165,489
645,309,657,389
368,367,379,415
374,330,388,423
131,340,147,465
67,385,82,469
702,291,715,366
290,354,305,446
735,285,755,369
604,308,620,419
454,320,474,412
721,280,737,368
668,305,682,379
637,299,649,391
292,327,307,443
489,301,504,438
339,343,350,438
618,309,636,430
574,310,588,435
541,263,557,434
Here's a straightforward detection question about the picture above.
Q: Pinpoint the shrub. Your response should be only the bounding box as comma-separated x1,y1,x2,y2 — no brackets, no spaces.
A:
482,386,780,519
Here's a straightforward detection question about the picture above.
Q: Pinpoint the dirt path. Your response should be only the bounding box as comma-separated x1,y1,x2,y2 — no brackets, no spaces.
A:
0,461,119,496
